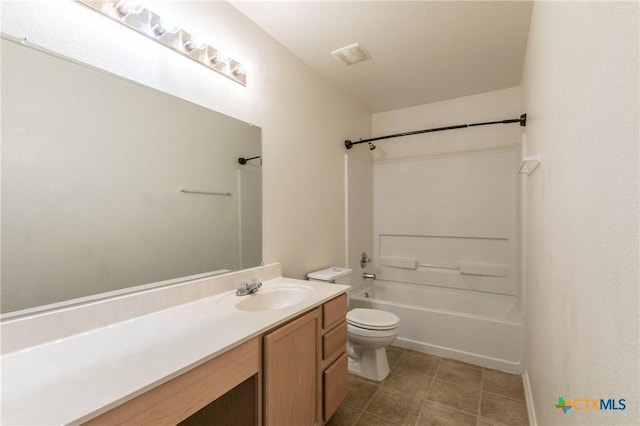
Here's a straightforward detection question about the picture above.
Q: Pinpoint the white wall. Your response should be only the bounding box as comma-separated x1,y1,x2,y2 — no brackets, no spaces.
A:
372,87,522,160
346,148,374,289
1,1,371,284
372,149,519,296
521,2,639,424
371,88,522,293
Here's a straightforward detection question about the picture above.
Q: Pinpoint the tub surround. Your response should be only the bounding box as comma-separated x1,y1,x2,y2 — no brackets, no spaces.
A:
0,264,348,425
350,281,523,373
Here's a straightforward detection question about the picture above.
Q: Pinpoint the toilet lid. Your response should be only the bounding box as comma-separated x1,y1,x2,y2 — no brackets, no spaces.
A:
347,308,400,330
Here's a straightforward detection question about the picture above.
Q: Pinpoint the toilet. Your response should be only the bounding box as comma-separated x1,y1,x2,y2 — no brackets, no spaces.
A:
307,267,400,381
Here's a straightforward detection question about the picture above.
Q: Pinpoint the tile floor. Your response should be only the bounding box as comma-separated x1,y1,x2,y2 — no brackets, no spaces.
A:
327,346,529,426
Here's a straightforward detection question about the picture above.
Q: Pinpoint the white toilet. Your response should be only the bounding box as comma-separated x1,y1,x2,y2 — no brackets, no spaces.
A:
307,267,400,381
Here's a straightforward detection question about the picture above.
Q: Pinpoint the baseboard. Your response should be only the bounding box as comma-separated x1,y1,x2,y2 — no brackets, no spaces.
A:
522,369,538,426
393,337,522,374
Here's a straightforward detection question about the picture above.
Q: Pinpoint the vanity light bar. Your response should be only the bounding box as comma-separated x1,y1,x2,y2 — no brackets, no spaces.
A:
77,1,248,86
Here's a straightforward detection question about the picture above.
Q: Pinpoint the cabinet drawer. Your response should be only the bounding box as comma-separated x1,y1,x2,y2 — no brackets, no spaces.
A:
323,352,348,422
322,321,347,361
322,293,347,330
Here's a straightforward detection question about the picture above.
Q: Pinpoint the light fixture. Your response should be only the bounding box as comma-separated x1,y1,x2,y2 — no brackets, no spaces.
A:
77,1,249,86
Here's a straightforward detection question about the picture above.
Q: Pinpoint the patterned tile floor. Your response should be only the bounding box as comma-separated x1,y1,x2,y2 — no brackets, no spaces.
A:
327,346,529,426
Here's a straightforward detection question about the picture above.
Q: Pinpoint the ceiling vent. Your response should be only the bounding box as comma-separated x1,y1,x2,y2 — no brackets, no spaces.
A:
331,43,371,66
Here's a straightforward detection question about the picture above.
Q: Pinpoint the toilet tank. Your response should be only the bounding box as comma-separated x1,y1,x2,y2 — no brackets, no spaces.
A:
307,267,352,286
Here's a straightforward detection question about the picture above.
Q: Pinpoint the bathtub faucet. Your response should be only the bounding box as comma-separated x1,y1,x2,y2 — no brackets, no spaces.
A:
362,272,377,280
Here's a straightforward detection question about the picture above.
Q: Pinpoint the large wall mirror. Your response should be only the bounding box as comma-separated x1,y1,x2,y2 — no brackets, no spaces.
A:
1,36,262,317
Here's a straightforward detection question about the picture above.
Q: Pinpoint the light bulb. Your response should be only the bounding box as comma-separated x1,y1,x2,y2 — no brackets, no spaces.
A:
232,63,247,76
114,1,143,18
209,49,230,66
183,37,207,52
152,17,179,37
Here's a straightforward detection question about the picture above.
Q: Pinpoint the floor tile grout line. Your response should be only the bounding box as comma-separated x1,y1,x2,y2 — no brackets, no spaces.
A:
349,406,365,426
393,365,436,378
359,380,380,418
367,412,400,426
421,399,481,422
360,384,409,425
363,354,430,426
476,368,485,426
341,374,381,426
430,374,483,390
440,359,483,371
360,410,403,426
482,389,527,403
416,374,437,425
348,376,379,426
342,350,526,426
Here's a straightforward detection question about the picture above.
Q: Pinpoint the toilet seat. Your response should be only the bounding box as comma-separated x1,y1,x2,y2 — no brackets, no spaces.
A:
347,308,400,331
347,322,400,339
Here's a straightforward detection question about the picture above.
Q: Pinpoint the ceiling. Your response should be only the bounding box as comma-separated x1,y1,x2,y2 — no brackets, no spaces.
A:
231,1,533,113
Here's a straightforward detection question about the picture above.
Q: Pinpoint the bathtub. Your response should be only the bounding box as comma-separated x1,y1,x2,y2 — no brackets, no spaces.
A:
349,280,523,373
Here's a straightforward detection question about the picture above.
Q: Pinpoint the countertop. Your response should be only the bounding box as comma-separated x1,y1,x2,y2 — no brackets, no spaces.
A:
0,276,348,425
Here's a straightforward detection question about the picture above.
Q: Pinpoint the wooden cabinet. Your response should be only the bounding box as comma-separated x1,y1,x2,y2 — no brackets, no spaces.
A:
263,293,348,426
263,308,320,426
323,353,348,421
84,337,261,426
83,293,348,426
320,294,348,423
178,375,258,426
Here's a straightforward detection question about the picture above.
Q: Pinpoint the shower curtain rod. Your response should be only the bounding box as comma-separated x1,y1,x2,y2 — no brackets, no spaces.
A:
344,113,527,150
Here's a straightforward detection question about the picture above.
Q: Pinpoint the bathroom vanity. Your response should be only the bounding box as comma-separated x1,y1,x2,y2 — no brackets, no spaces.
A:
86,294,347,426
263,293,348,426
0,264,349,425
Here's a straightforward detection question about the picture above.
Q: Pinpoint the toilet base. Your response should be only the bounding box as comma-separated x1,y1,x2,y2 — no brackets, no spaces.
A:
347,345,391,382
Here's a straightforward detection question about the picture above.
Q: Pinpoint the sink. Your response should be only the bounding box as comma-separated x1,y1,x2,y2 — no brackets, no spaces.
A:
218,284,315,311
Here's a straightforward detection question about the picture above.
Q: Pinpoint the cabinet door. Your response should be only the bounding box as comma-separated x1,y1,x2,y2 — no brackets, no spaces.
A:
264,309,320,426
323,353,348,422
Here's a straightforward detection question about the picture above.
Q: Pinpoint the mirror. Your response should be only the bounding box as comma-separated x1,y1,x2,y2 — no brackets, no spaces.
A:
1,36,262,316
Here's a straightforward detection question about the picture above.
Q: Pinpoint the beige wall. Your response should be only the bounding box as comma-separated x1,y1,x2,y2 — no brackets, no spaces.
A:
521,2,639,424
1,1,371,283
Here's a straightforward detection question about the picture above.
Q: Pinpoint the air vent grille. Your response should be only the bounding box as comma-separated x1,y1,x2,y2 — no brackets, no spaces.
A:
331,43,371,66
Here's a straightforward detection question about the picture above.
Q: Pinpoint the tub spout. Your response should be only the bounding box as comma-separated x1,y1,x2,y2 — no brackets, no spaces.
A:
363,272,376,280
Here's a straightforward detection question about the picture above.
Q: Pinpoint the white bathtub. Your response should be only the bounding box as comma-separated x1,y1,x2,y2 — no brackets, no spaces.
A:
349,280,523,373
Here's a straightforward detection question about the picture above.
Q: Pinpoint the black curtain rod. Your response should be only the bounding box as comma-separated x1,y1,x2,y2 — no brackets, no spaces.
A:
345,113,527,150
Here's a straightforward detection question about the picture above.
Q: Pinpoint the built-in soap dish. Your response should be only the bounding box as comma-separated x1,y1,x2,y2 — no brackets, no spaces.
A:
517,154,542,175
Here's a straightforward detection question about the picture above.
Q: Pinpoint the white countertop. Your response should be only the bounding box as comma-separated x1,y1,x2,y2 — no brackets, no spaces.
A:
1,276,348,425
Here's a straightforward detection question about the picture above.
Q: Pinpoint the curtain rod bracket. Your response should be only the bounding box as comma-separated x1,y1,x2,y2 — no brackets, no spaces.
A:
238,155,261,165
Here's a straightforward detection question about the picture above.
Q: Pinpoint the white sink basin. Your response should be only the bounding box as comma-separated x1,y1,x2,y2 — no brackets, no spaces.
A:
218,284,315,311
